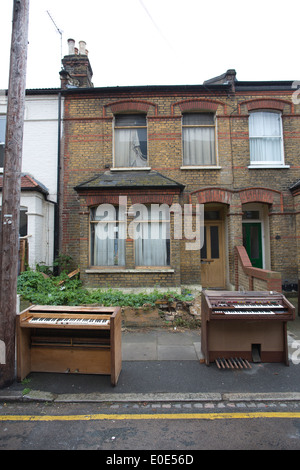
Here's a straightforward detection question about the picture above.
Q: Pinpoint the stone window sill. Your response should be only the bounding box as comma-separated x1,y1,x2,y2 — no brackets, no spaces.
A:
86,268,174,274
110,167,151,171
180,166,222,170
248,164,290,169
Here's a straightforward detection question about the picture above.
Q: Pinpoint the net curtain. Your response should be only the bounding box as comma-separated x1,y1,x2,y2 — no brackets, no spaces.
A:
133,205,169,266
182,113,215,165
249,111,283,163
93,205,125,266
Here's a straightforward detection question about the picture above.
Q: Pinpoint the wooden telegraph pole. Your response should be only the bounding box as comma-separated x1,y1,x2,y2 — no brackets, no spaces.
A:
0,0,30,388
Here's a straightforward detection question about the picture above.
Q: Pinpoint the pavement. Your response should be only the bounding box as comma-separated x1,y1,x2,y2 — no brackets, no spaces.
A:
1,310,300,405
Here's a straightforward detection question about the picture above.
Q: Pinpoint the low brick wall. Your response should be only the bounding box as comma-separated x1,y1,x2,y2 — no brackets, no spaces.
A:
235,246,282,292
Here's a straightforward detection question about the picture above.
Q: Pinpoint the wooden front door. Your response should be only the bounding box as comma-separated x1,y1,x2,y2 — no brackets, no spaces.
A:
201,221,225,288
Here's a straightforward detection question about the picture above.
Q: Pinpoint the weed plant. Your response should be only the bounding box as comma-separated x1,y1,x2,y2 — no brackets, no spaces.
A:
17,270,194,307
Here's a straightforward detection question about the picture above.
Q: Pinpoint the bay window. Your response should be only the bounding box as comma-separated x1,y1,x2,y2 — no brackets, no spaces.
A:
134,205,170,266
90,205,125,266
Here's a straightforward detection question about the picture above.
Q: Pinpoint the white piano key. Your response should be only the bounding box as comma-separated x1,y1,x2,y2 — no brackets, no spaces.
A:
233,304,283,309
28,316,109,326
223,310,275,315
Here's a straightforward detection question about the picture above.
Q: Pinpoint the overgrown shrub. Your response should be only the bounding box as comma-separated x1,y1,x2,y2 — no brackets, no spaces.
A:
17,270,194,307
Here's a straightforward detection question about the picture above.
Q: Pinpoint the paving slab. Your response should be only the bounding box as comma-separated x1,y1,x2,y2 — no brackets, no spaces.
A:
122,341,157,360
158,345,197,360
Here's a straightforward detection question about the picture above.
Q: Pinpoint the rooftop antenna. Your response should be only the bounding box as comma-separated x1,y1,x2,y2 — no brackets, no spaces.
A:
46,10,63,62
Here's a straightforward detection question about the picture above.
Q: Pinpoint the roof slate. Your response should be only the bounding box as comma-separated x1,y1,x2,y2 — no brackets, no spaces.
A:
75,170,185,190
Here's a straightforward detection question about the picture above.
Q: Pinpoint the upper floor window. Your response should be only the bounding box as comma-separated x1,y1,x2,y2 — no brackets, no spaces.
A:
114,114,147,168
0,116,6,170
249,111,284,165
182,113,216,166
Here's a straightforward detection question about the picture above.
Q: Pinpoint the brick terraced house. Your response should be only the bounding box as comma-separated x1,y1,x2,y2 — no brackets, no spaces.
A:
59,40,300,293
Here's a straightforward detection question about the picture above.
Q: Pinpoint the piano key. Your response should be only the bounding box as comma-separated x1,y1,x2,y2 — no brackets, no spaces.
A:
28,316,109,325
223,310,275,314
233,304,283,309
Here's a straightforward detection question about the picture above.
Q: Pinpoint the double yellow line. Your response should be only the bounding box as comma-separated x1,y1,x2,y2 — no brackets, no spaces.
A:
1,411,300,421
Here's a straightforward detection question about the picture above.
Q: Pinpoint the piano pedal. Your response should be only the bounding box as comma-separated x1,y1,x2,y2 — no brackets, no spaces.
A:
215,357,252,369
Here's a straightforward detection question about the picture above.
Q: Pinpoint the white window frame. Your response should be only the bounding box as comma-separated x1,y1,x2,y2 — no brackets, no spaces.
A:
248,110,288,168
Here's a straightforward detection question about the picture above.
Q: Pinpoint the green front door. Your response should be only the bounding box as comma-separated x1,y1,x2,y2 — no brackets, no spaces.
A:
242,222,263,268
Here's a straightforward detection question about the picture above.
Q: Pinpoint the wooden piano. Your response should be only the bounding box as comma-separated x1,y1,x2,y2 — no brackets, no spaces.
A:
201,290,295,367
16,305,122,386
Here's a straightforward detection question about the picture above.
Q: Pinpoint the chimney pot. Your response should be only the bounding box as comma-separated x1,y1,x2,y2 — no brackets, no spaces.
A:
79,41,87,55
67,38,75,55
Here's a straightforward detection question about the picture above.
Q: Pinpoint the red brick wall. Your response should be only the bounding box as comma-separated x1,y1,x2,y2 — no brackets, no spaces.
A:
235,246,282,292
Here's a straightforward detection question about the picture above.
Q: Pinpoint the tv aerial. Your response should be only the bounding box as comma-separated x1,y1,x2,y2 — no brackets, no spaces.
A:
46,10,63,61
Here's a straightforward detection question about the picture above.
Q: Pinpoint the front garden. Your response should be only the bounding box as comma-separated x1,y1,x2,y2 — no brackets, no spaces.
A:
17,269,201,328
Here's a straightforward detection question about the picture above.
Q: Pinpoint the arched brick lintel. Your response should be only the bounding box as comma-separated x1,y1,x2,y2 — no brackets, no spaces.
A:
191,188,233,205
190,187,283,210
105,100,157,116
172,99,224,114
239,188,274,205
239,98,293,114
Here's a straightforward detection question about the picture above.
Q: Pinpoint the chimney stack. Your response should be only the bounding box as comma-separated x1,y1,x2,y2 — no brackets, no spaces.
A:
224,69,236,93
203,69,237,95
60,39,93,89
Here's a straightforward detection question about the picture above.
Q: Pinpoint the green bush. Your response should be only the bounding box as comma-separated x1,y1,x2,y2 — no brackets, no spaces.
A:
17,270,194,307
17,270,88,306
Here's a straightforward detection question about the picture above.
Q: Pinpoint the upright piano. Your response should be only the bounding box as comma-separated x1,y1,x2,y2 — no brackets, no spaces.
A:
201,290,295,367
17,305,122,385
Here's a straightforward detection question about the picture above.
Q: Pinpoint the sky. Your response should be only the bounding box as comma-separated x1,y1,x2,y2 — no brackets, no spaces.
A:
1,0,299,90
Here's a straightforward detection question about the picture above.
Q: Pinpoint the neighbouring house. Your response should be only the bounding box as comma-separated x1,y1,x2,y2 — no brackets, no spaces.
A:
0,89,63,269
57,40,300,294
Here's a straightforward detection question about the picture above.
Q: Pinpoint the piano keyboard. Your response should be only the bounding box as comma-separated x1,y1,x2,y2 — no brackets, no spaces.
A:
223,310,275,315
213,303,287,315
214,309,289,315
232,304,284,309
28,317,110,326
